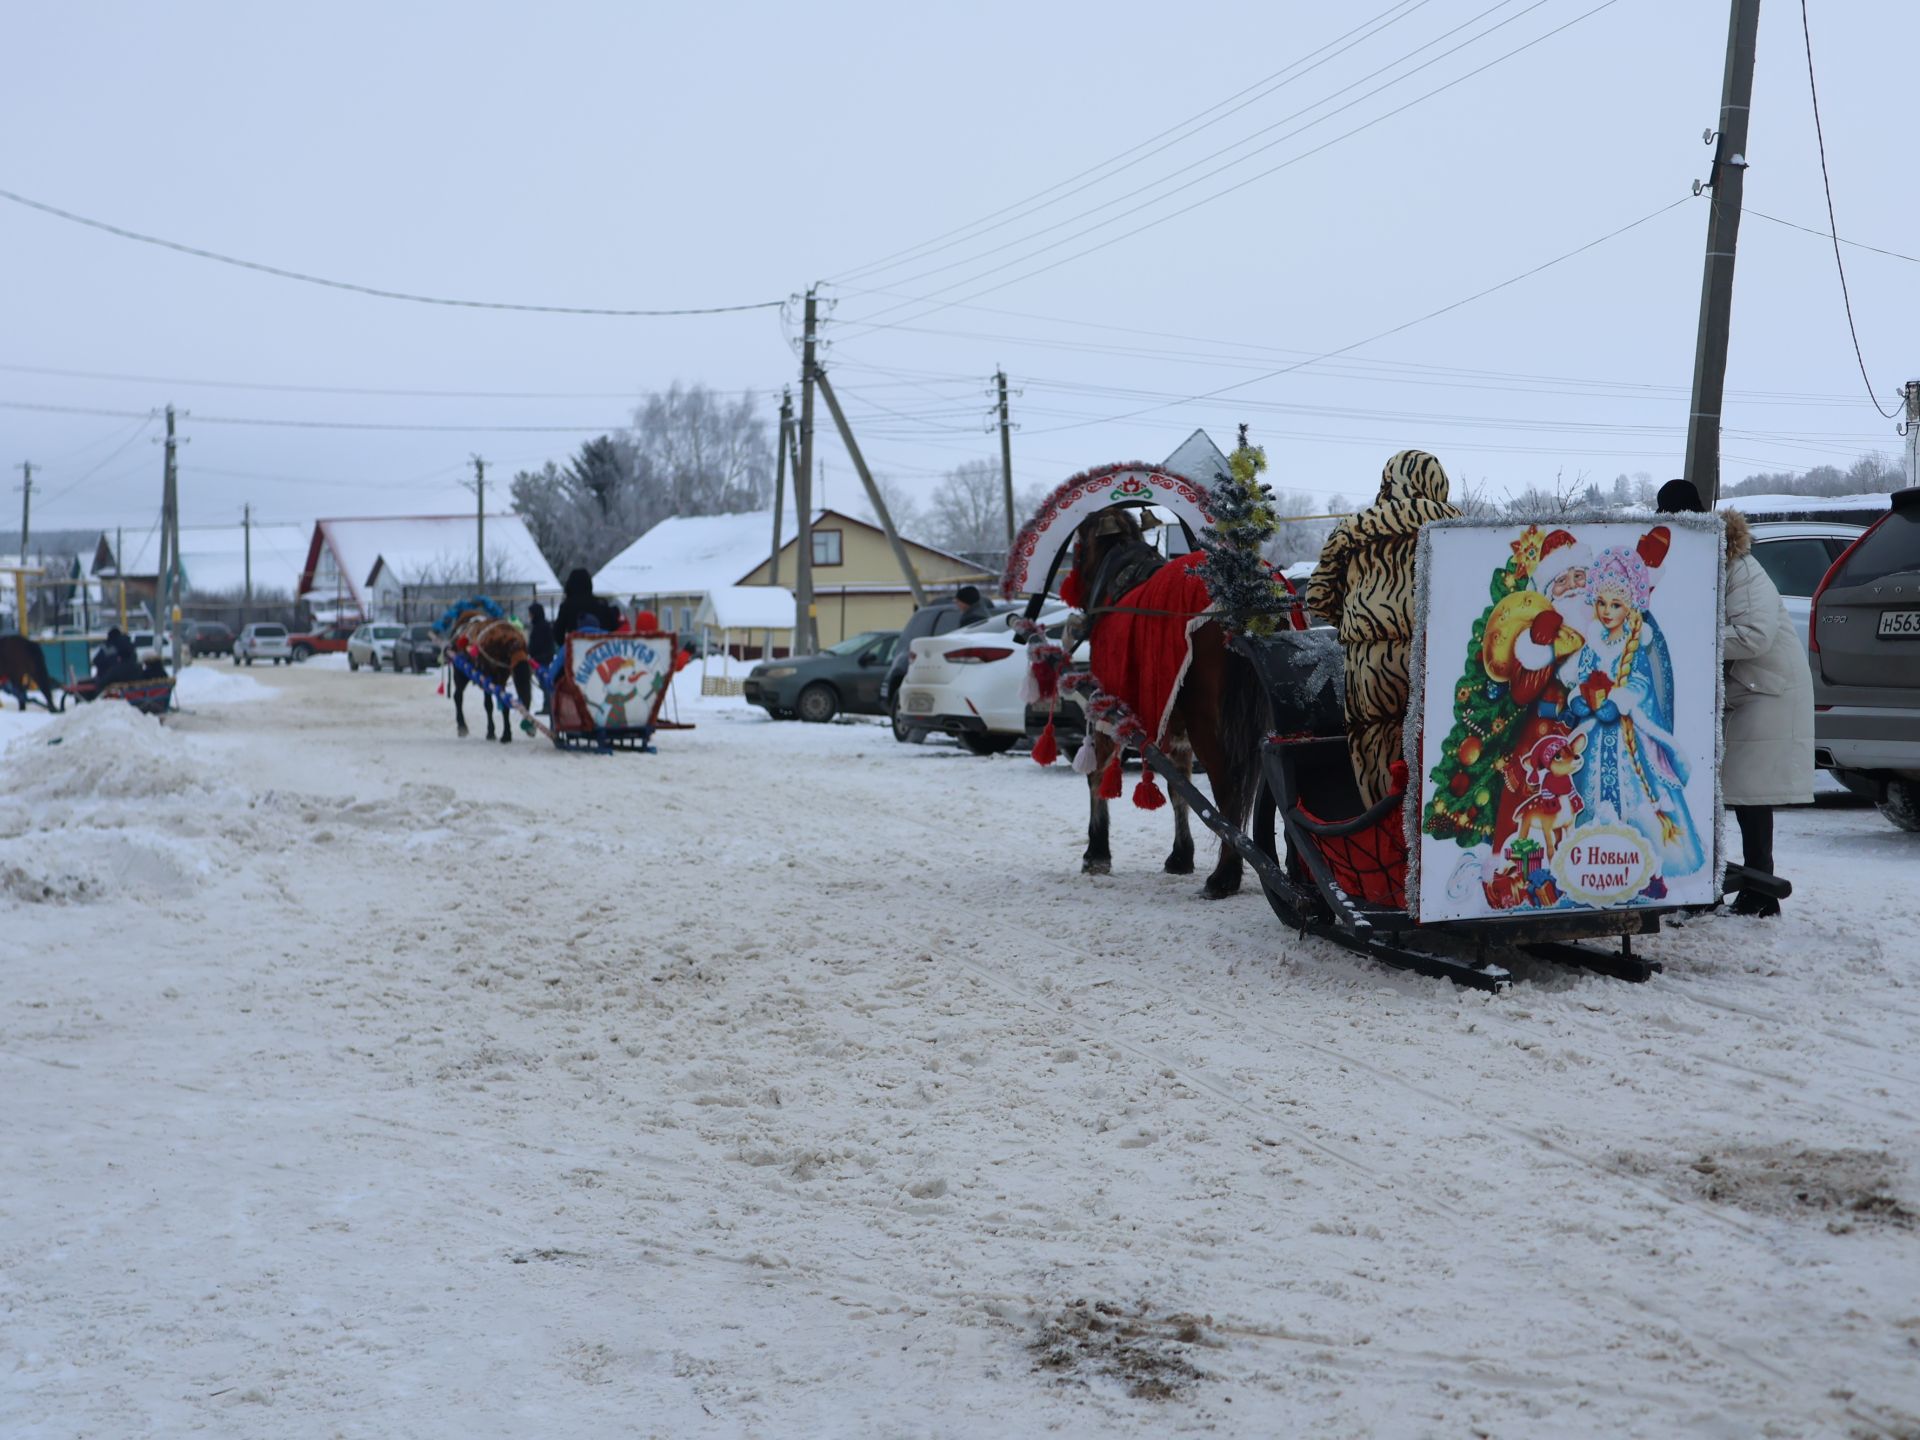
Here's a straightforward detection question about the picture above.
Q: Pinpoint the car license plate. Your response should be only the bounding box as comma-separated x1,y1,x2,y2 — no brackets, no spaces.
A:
1878,609,1920,638
906,692,933,714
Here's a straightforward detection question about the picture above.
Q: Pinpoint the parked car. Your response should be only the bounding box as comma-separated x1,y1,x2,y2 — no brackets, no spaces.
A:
1743,519,1866,655
233,622,292,665
128,629,177,664
402,624,444,673
899,607,1073,755
743,629,899,722
347,622,409,671
183,620,235,657
289,620,359,661
883,599,1017,743
1810,487,1920,831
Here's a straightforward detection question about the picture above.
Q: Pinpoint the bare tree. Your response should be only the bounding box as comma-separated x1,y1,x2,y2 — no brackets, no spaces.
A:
923,460,1029,555
630,383,773,516
845,471,924,536
1262,490,1350,568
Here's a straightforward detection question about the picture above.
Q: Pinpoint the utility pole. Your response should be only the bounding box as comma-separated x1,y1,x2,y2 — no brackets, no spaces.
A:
15,460,32,558
471,455,487,595
1904,380,1920,489
795,288,819,654
159,405,182,677
995,369,1016,549
769,390,791,659
243,503,253,624
116,524,126,628
1682,0,1763,508
815,368,928,606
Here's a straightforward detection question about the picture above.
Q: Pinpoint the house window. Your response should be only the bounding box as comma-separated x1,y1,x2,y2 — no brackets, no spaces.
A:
681,606,694,632
812,530,843,566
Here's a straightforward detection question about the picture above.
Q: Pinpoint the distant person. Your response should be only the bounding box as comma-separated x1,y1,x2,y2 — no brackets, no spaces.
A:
1657,479,1812,915
526,602,556,668
92,627,140,686
552,568,621,640
952,584,993,627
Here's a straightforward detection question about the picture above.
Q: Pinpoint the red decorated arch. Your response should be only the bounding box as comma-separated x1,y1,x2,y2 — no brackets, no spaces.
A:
1000,463,1215,600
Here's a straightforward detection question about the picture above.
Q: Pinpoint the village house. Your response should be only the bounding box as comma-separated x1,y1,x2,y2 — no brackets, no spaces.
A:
297,514,559,623
595,508,993,651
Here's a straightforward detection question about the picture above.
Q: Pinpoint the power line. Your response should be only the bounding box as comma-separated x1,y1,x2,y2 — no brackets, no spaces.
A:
1746,209,1920,266
0,399,633,433
33,414,162,510
0,185,784,317
0,361,769,403
843,0,1545,307
829,0,1435,284
1018,195,1694,434
834,0,1619,336
1794,0,1901,420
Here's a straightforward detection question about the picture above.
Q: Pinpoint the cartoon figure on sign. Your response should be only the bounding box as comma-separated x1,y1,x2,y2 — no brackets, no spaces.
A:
593,653,647,729
1509,730,1586,864
1553,527,1705,878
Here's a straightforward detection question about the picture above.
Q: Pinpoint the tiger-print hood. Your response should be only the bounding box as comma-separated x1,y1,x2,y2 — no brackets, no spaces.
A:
1362,449,1459,536
1723,507,1753,562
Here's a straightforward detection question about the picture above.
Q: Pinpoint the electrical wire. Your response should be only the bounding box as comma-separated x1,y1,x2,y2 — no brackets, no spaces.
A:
829,0,1436,284
31,413,162,510
1746,209,1920,266
0,361,775,403
0,186,784,317
1016,194,1692,434
1,399,635,434
1796,1,1900,420
834,0,1620,336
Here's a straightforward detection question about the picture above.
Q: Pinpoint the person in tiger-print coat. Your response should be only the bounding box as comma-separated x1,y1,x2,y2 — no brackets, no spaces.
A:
1306,450,1460,808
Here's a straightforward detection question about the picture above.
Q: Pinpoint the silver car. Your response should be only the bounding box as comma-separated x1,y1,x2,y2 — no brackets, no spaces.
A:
347,623,408,671
1810,490,1920,830
233,622,292,666
1744,519,1866,654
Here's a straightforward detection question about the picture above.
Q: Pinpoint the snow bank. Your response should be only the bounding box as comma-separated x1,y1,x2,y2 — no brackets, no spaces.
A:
1,702,216,802
174,665,273,706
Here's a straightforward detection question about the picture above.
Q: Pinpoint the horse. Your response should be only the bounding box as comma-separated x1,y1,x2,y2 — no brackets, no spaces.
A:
1066,510,1267,899
446,608,534,744
0,635,61,712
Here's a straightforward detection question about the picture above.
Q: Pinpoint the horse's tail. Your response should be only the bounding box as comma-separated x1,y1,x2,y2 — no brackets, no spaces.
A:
1211,642,1268,829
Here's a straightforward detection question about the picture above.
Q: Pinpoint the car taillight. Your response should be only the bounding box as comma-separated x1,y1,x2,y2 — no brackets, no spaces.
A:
945,646,1015,664
1807,519,1879,655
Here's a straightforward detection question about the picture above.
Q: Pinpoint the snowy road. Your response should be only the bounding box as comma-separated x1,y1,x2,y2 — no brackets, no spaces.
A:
3,666,1917,1438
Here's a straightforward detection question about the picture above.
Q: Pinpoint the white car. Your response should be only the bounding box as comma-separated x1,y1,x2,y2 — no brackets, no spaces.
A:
127,629,175,664
1744,519,1864,655
233,622,292,665
899,606,1077,756
347,623,408,671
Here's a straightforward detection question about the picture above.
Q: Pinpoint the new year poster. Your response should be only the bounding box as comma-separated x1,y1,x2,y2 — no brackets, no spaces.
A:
1409,516,1723,925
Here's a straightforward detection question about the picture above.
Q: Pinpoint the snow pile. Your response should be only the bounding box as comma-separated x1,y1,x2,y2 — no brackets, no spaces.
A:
174,665,274,706
1,702,217,803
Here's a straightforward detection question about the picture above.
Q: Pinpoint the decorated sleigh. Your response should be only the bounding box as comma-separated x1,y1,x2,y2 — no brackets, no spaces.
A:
62,670,175,717
1011,467,1788,992
544,629,691,753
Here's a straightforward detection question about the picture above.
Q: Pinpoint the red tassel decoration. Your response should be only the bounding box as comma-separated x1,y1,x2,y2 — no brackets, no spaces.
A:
1031,717,1058,767
1099,749,1125,800
435,679,446,696
1132,770,1166,810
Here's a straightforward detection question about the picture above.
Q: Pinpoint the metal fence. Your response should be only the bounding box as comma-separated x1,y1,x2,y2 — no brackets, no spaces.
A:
398,583,547,625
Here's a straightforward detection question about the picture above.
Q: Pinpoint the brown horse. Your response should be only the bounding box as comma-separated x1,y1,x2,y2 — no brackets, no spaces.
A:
1067,511,1266,899
0,635,61,711
447,609,535,743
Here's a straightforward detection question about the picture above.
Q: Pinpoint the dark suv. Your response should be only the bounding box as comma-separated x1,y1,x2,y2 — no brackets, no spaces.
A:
883,600,1014,743
743,630,900,723
1811,487,1920,830
184,620,235,656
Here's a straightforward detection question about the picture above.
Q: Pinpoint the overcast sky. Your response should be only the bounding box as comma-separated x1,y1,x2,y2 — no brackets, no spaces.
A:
4,0,1913,550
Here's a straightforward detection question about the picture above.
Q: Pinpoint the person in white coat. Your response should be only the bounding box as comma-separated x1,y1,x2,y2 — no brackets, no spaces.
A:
1658,480,1815,915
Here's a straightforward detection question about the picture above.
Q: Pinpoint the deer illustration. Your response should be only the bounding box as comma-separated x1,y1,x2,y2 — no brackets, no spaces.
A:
1510,731,1587,864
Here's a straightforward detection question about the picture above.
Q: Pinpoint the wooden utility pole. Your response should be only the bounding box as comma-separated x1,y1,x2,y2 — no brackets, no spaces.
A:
159,405,181,677
815,369,927,606
1682,0,1763,508
116,525,126,628
769,390,791,659
795,289,819,654
1904,380,1920,489
471,455,487,594
243,503,253,624
995,369,1016,548
15,460,32,558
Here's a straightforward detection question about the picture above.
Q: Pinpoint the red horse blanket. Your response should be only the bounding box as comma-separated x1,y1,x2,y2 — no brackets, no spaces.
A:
1066,550,1214,746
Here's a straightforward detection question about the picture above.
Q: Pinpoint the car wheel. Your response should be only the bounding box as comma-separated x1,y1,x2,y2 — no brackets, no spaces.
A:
889,690,924,744
796,683,838,724
293,644,312,661
958,731,1018,756
232,653,241,666
348,655,359,671
1879,779,1920,833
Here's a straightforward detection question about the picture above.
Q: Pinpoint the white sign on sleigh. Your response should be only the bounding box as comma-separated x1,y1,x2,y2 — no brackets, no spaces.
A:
1408,515,1724,924
567,634,671,731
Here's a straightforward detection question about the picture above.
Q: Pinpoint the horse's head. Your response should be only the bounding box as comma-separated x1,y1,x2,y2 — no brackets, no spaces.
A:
1070,509,1145,599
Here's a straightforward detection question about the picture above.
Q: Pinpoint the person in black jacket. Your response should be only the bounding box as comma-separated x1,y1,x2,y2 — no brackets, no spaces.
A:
92,627,141,685
952,584,993,628
526,602,556,667
551,568,621,641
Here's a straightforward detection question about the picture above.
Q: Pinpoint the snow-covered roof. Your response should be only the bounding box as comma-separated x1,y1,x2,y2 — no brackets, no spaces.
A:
105,523,311,594
695,585,795,631
303,515,559,608
1162,428,1231,484
1719,492,1891,516
597,511,799,599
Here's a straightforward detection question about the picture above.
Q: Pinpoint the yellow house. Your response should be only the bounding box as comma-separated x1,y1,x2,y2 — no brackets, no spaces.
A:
596,508,992,652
